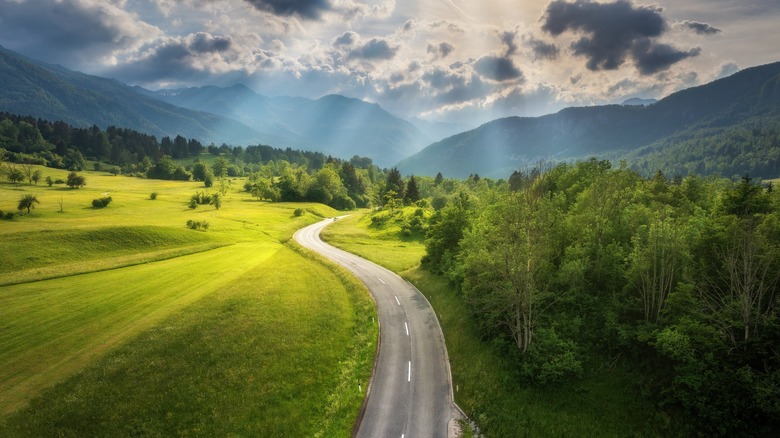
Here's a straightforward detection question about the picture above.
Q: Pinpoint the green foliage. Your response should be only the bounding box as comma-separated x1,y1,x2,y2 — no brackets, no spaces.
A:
188,191,213,209
7,166,24,185
415,159,780,434
17,193,39,214
31,169,42,185
149,192,158,200
147,156,191,181
422,192,470,279
65,171,85,189
186,219,209,230
404,175,420,204
210,192,222,210
293,208,305,217
383,167,405,202
91,196,112,208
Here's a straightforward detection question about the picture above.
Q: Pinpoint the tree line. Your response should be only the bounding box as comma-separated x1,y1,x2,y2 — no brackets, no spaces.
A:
421,159,779,435
1,112,441,211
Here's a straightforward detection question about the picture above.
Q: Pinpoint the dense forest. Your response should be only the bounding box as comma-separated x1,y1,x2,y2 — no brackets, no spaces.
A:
422,160,779,435
625,116,780,179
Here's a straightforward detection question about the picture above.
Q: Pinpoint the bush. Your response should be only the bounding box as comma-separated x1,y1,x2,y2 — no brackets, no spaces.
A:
517,328,583,385
66,171,86,189
3,211,15,220
330,194,356,211
186,219,209,231
294,208,305,217
149,192,158,200
189,191,213,209
54,178,65,184
91,196,112,208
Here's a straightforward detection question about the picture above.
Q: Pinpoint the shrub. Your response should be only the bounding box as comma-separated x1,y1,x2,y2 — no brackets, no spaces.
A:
330,194,357,211
186,219,210,231
91,196,112,208
294,208,305,217
54,178,65,184
4,211,15,220
149,192,158,200
66,171,86,189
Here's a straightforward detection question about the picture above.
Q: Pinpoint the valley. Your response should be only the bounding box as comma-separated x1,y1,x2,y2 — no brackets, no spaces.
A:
0,166,376,436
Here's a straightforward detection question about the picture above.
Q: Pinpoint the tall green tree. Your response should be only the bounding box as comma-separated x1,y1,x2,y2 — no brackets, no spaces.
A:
404,175,420,204
384,167,405,202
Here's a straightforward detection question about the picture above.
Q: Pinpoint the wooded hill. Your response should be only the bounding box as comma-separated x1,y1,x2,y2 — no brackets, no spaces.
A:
398,61,780,179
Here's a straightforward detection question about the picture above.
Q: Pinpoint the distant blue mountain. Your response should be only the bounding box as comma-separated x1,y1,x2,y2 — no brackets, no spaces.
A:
398,61,780,178
0,45,264,146
0,45,431,166
149,86,432,167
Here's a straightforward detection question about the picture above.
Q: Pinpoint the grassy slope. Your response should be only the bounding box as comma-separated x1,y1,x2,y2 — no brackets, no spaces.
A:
0,163,376,436
323,210,663,437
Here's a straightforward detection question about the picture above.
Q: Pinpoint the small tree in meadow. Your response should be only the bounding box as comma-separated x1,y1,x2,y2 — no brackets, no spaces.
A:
210,192,222,210
18,194,40,214
31,170,43,185
66,171,86,189
7,167,25,186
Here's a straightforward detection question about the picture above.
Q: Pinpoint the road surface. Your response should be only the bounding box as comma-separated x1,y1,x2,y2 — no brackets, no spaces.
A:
294,217,462,438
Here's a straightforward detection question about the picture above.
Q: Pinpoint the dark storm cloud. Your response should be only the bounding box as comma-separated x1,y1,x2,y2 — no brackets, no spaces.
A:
427,42,455,58
631,39,700,75
349,38,398,60
0,0,155,65
542,0,699,74
114,33,235,83
678,20,722,35
473,56,524,82
189,33,233,53
243,0,331,19
528,38,560,61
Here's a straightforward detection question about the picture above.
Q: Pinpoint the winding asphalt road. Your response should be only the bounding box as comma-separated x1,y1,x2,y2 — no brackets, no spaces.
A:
294,218,462,438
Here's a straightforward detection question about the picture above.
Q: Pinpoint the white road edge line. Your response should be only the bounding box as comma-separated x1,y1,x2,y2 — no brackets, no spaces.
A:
395,296,401,305
378,277,385,284
408,361,411,382
405,322,409,336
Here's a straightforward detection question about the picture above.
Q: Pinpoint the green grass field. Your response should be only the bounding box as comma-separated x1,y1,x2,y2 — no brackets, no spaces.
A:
323,209,665,437
0,164,376,435
321,209,426,273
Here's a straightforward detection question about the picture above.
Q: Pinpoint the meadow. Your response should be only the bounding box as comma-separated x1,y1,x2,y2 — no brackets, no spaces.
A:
0,163,376,436
323,211,664,437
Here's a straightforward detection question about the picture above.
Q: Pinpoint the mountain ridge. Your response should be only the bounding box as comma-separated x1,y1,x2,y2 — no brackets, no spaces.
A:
398,61,780,178
148,85,431,167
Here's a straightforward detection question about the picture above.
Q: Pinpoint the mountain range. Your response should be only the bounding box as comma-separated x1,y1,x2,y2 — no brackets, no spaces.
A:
145,85,431,167
0,45,429,167
398,61,780,178
2,43,779,179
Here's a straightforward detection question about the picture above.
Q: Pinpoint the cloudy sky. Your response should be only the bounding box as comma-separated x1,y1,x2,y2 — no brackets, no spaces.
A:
1,0,778,126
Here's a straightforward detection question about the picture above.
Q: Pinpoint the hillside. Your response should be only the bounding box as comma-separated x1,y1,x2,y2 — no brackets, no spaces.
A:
0,45,264,146
151,86,431,167
0,45,429,166
398,61,780,178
